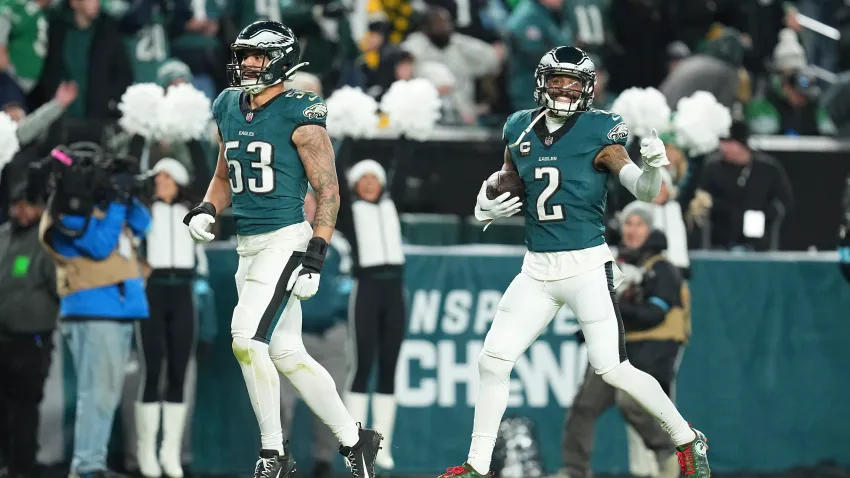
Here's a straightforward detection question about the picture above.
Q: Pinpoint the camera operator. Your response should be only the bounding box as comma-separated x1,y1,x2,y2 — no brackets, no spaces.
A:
0,179,58,478
558,205,689,478
134,158,206,478
37,144,151,478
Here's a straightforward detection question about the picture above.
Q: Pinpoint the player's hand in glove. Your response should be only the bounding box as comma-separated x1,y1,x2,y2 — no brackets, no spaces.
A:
183,202,217,243
286,237,329,300
639,128,670,168
474,180,522,222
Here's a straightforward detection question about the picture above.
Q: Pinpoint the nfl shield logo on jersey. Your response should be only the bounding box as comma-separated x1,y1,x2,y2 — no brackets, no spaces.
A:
544,136,554,146
245,111,254,122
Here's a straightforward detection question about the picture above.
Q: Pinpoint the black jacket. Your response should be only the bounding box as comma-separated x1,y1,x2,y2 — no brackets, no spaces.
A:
29,11,133,120
0,221,59,337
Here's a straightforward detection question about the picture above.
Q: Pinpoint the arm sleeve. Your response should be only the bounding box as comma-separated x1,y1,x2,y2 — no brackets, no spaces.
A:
59,203,128,260
618,162,662,203
15,101,65,146
457,34,501,77
126,198,152,237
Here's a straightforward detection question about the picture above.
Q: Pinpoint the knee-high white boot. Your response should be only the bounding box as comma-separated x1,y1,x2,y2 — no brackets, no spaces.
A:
343,391,370,426
159,402,188,478
135,402,163,478
371,393,397,470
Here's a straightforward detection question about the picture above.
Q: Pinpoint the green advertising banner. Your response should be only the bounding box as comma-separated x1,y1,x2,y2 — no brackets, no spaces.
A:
44,246,850,476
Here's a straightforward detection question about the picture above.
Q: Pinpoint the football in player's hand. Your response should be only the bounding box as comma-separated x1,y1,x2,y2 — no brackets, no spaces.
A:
486,170,525,201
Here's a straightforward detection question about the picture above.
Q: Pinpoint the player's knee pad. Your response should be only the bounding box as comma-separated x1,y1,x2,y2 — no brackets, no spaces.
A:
268,335,307,365
599,360,638,389
478,349,515,382
230,303,262,341
231,336,265,366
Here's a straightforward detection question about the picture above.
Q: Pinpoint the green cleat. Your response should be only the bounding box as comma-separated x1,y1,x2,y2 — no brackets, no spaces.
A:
676,428,711,477
437,463,491,477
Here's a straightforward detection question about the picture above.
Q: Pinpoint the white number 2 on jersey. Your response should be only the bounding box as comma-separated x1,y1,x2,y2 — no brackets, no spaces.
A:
534,166,565,222
225,140,275,194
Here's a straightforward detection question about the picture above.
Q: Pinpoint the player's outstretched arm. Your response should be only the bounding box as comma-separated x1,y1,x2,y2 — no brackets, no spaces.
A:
594,143,662,203
203,136,233,213
293,124,340,242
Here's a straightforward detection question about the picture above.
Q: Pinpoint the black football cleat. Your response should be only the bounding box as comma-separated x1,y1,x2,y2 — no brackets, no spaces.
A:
252,443,296,478
339,426,384,477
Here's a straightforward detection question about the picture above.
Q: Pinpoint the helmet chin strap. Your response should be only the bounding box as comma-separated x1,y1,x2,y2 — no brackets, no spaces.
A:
240,61,311,95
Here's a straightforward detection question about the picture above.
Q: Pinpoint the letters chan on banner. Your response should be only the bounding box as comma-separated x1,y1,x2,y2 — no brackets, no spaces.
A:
408,289,581,336
398,288,588,408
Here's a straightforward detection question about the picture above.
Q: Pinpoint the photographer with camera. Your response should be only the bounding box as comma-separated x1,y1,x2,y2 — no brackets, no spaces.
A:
37,143,151,478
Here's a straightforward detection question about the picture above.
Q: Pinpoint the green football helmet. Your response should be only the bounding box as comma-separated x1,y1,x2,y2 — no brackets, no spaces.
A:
226,21,307,95
533,46,596,117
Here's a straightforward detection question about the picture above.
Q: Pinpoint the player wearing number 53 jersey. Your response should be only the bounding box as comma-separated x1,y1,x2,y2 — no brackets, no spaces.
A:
440,46,712,478
182,20,382,478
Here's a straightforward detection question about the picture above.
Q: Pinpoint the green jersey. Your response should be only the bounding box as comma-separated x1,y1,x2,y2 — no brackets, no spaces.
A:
563,0,608,52
0,0,47,89
503,108,628,252
101,0,169,83
213,88,328,236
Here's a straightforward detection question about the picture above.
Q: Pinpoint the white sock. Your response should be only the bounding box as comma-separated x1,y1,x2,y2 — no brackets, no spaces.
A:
272,347,360,447
232,338,284,454
467,353,515,474
600,361,696,447
344,391,370,425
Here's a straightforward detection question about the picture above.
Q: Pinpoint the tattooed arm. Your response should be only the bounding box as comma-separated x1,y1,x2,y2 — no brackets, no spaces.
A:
594,144,661,202
293,124,340,242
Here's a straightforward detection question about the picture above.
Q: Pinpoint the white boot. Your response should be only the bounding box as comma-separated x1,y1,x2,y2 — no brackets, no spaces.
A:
343,391,370,426
371,393,397,470
135,402,162,478
159,402,187,478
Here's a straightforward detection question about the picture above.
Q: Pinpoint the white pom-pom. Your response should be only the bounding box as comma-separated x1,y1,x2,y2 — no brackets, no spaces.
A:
380,78,442,141
325,86,380,139
0,112,19,171
611,87,672,140
118,83,166,139
158,83,214,142
673,91,732,156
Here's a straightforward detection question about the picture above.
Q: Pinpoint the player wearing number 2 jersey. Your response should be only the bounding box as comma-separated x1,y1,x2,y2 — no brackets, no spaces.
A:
183,20,383,478
439,46,712,478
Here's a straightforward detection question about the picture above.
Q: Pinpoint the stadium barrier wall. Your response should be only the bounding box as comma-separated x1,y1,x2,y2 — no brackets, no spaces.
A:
39,246,850,475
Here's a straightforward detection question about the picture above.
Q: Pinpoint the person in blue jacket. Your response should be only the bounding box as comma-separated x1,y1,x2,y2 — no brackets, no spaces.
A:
38,168,151,478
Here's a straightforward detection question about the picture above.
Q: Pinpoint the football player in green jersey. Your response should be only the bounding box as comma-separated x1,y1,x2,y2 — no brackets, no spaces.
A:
439,46,711,478
182,21,382,478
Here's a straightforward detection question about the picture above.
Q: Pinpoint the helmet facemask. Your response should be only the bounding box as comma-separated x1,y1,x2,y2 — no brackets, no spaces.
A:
534,69,595,117
227,45,307,95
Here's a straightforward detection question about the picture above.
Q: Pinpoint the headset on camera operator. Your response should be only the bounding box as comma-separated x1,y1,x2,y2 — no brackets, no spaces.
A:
36,142,152,478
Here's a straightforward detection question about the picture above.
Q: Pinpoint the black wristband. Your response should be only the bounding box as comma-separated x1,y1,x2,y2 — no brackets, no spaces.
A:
183,201,217,226
301,237,328,273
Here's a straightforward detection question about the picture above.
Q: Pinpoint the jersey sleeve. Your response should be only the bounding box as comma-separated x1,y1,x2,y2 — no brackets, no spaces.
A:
211,90,228,126
502,111,522,146
596,110,629,147
291,90,328,129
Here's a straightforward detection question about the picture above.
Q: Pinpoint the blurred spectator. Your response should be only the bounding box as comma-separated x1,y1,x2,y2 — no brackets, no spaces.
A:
504,0,570,110
0,180,57,478
280,189,352,478
558,211,688,478
135,159,204,478
102,0,172,84
607,0,674,92
786,0,841,73
665,41,691,75
840,174,850,283
287,70,324,94
747,66,835,136
170,0,223,99
402,5,503,124
362,46,414,100
562,0,609,55
0,0,50,108
590,54,614,110
689,121,794,251
659,27,745,109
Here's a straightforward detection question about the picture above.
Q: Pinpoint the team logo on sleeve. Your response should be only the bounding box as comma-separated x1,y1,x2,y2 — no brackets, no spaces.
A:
607,122,629,141
303,103,328,120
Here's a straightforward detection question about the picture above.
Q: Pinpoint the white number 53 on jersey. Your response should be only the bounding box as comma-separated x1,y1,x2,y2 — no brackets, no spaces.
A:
225,140,275,194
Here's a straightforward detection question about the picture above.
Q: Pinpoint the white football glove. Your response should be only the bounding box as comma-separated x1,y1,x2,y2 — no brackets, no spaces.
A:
639,128,670,169
474,180,522,222
188,214,216,243
286,265,320,300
